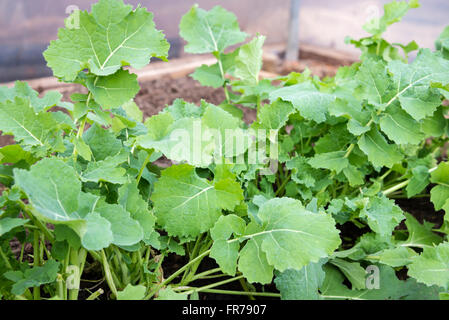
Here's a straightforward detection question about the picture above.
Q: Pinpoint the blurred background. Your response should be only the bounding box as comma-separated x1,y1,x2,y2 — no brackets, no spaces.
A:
0,0,447,82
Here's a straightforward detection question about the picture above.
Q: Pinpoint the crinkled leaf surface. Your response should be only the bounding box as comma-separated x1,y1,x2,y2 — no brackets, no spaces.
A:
236,198,340,283
151,164,243,238
360,196,405,238
408,242,449,289
274,259,326,300
84,70,140,108
358,128,402,168
270,82,335,123
4,260,60,295
0,97,63,154
234,36,265,85
14,158,142,250
44,0,169,80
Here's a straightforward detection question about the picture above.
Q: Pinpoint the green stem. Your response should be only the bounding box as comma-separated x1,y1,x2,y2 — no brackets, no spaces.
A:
382,180,410,196
144,249,211,300
215,53,230,103
88,250,101,262
0,246,13,270
33,231,41,300
239,278,256,301
136,151,152,184
344,143,355,158
378,169,393,181
56,274,65,300
178,288,281,298
275,172,292,197
182,275,245,295
86,289,104,300
114,247,130,286
190,267,222,281
21,204,54,242
181,235,203,283
100,249,118,299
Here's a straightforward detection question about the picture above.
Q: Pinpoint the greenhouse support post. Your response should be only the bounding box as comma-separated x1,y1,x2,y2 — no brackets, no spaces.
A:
286,0,301,61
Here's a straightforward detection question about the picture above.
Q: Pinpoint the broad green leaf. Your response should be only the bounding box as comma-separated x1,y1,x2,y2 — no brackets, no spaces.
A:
238,198,340,283
210,215,246,275
14,158,141,250
274,259,326,300
320,264,439,300
360,196,405,238
343,166,365,187
420,106,447,137
138,103,247,166
363,0,419,36
330,258,366,290
358,128,402,168
81,151,128,184
379,106,424,145
151,164,243,238
0,145,35,165
257,100,294,130
210,240,240,277
308,151,349,174
234,35,265,85
374,246,417,267
179,5,247,54
0,97,62,153
83,124,123,161
408,242,449,289
138,116,205,166
15,159,82,221
95,203,143,247
117,284,146,300
191,63,225,89
431,186,449,211
0,81,63,112
72,137,93,161
406,166,430,198
387,49,449,121
191,50,239,88
118,181,157,245
238,236,274,284
161,99,205,120
84,70,140,108
122,100,143,122
355,59,391,108
430,162,449,210
400,213,442,248
270,82,335,123
4,260,60,295
0,218,28,237
314,123,353,154
44,0,169,80
285,157,317,188
155,287,188,300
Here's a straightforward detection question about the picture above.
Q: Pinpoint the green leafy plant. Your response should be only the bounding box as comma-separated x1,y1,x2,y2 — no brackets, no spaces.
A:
0,0,448,300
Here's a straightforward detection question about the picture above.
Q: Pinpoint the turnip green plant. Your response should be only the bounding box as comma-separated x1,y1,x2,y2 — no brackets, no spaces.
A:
0,0,448,300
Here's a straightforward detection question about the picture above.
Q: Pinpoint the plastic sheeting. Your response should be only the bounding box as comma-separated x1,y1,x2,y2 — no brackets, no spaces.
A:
0,0,447,82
